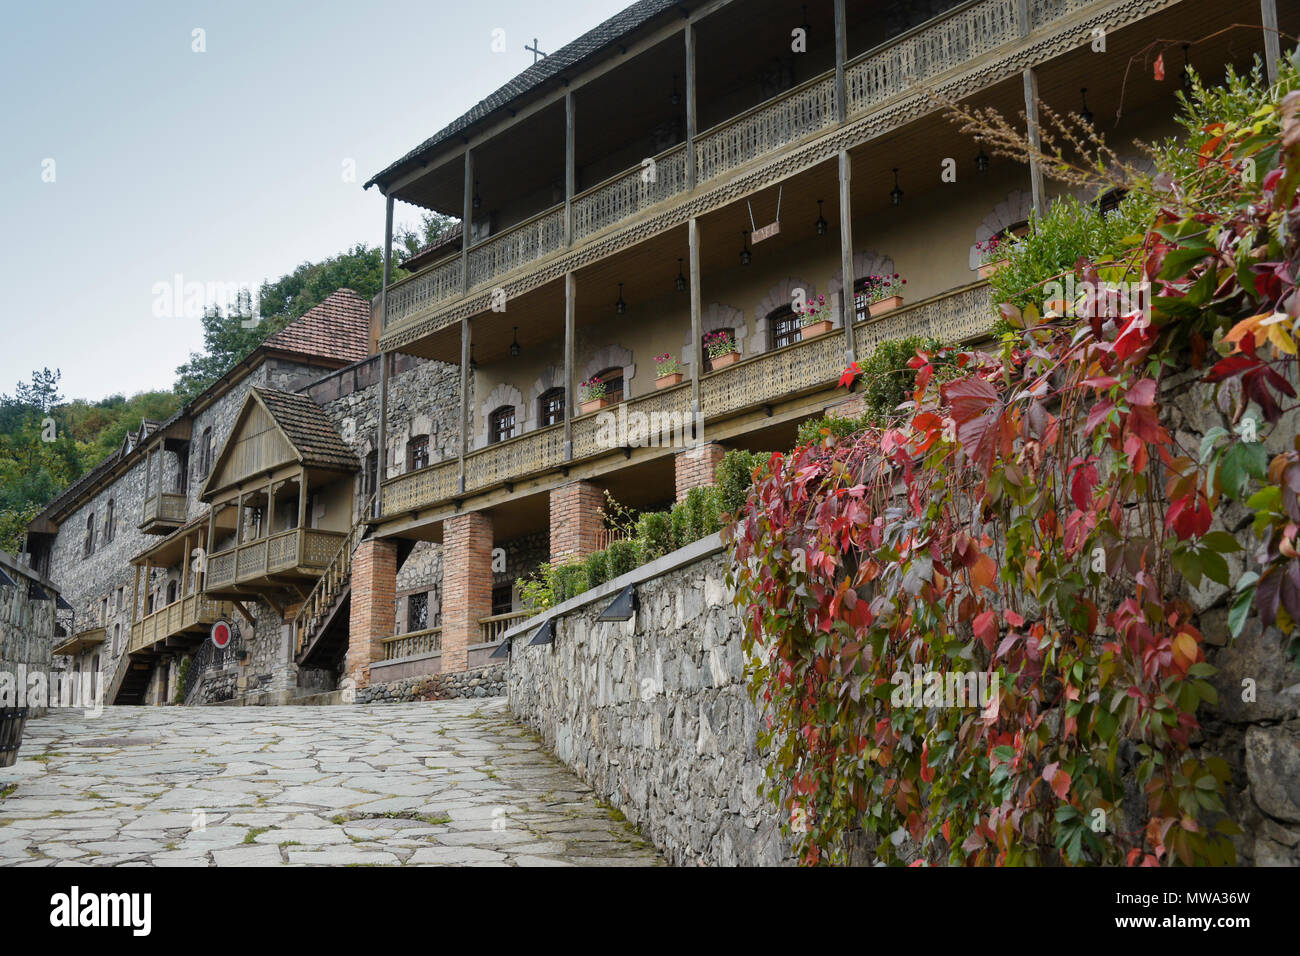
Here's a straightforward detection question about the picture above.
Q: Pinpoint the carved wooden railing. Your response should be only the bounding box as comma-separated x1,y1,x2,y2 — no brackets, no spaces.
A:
385,257,461,329
381,626,442,661
695,74,837,184
129,594,234,654
468,206,567,288
466,423,568,490
572,145,688,241
854,281,993,356
478,611,528,644
206,527,346,590
293,495,374,657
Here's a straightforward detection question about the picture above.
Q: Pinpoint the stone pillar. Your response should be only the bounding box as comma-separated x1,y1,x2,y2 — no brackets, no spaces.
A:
442,511,493,674
674,441,727,501
549,481,604,562
347,538,398,689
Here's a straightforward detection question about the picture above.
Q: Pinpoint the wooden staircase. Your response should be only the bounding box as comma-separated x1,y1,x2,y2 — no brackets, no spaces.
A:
107,651,155,705
294,496,374,670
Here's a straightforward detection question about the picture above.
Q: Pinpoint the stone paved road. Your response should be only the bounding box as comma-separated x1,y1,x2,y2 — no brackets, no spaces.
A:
0,699,663,867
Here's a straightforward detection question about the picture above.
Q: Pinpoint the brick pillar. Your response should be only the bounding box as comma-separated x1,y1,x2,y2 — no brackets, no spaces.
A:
347,538,398,689
674,441,727,501
549,480,605,563
442,511,494,674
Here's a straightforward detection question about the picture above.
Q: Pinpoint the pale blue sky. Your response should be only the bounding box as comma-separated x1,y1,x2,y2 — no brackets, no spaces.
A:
0,0,629,403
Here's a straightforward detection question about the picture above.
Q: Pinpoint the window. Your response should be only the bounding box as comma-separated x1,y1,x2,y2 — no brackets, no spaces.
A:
103,499,114,544
594,367,624,404
166,580,178,605
488,406,516,445
491,583,514,616
364,450,379,498
247,507,264,540
702,328,734,373
175,450,189,493
407,436,430,471
83,513,96,558
100,597,109,625
408,592,429,632
538,388,565,427
198,427,214,479
768,307,800,350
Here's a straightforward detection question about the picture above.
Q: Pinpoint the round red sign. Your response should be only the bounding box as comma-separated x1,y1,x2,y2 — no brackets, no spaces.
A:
211,620,232,649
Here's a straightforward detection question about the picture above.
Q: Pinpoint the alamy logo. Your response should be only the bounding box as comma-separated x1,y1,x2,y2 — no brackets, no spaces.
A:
50,887,151,936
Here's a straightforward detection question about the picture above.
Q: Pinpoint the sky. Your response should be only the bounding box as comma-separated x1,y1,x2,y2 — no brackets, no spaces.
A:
0,0,630,404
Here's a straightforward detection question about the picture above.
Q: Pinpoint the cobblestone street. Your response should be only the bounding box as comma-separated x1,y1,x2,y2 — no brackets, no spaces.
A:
0,700,663,867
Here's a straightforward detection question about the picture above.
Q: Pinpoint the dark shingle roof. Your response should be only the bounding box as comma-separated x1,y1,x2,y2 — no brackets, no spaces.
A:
253,388,359,472
365,0,682,191
263,288,371,365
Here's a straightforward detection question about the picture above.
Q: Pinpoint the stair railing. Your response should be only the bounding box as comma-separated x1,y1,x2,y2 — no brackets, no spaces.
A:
293,493,374,658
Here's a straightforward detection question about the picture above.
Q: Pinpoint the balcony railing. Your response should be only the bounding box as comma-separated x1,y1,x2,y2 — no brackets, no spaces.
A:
139,492,187,532
381,283,993,518
478,611,528,644
205,527,346,590
129,594,234,654
572,145,688,242
468,206,566,288
381,626,442,661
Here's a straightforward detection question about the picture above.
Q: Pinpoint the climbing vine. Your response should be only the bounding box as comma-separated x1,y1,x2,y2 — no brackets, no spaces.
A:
726,55,1300,865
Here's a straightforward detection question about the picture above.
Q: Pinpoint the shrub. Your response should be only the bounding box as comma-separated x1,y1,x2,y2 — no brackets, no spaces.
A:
553,562,589,603
606,537,642,578
674,485,723,543
635,510,674,561
584,550,609,588
717,448,769,517
796,410,875,447
669,499,691,549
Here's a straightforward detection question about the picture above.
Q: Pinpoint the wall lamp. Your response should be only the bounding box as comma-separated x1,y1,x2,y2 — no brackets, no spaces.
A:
597,584,639,622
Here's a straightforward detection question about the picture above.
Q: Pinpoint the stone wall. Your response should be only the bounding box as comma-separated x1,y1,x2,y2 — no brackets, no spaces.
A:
0,551,59,717
355,663,507,703
507,536,791,866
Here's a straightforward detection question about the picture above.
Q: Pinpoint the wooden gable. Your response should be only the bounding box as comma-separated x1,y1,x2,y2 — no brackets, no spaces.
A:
202,395,297,499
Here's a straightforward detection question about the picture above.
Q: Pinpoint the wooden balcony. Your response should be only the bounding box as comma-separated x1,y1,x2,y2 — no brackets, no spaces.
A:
204,527,347,592
381,282,991,518
138,492,187,534
129,594,234,655
380,0,1118,342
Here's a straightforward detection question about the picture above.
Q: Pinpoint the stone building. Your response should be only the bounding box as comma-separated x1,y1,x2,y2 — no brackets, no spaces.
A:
21,0,1300,712
0,550,61,718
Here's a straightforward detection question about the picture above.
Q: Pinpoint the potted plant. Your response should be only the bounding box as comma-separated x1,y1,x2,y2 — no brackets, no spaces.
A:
654,352,683,388
579,377,611,414
795,293,833,337
704,329,740,368
860,273,907,315
976,235,1010,278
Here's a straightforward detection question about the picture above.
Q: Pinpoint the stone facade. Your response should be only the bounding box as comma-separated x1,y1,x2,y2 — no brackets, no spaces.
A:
507,538,791,866
0,551,60,717
355,663,507,703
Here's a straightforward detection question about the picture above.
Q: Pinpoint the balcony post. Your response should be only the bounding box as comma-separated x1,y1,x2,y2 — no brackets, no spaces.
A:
264,477,273,574
1022,68,1045,217
459,318,470,492
838,149,856,363
461,148,474,293
1262,0,1281,85
235,491,245,548
376,192,394,518
564,272,575,458
565,91,575,244
297,470,307,531
180,533,190,599
143,447,152,501
131,563,141,627
833,0,847,122
688,217,703,421
685,20,697,190
157,443,165,504
206,504,216,588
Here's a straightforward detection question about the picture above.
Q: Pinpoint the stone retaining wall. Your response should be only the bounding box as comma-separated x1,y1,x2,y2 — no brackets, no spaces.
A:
355,663,506,703
507,536,791,867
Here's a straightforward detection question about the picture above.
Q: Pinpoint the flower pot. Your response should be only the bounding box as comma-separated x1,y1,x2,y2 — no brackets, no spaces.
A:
869,295,903,315
655,372,684,389
710,351,741,369
800,319,835,338
580,397,612,414
978,259,1009,279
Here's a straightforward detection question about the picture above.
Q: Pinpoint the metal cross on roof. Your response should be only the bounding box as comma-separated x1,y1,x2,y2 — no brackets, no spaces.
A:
526,38,547,64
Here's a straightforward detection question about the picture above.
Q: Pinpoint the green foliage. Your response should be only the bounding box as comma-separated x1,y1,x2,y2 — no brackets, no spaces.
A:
717,449,770,517
635,510,674,561
584,550,610,588
859,335,946,424
671,485,723,544
553,562,589,603
606,537,642,578
796,410,874,446
173,657,191,705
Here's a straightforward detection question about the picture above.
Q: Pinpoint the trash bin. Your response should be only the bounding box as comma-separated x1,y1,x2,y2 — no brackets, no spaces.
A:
0,707,28,769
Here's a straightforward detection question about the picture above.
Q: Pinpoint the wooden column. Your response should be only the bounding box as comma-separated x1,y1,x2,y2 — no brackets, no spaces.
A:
375,192,394,519
131,564,141,626
297,470,307,531
688,217,703,419
459,318,470,492
565,91,575,244
461,148,474,293
564,272,576,459
1262,0,1281,86
685,21,697,190
838,149,856,361
157,444,165,503
263,477,273,574
1023,68,1045,218
234,491,245,547
180,534,190,599
143,448,152,500
833,0,848,122
142,559,152,618
206,503,217,584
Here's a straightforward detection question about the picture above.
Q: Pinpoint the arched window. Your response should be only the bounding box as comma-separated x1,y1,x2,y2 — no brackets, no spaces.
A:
702,327,735,373
103,499,114,544
83,512,96,558
166,580,178,605
407,435,430,471
363,450,379,498
489,405,517,445
594,367,624,404
768,306,800,350
538,387,565,427
199,427,214,478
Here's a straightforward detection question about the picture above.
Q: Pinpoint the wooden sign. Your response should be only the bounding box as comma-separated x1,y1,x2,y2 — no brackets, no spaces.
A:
751,221,781,243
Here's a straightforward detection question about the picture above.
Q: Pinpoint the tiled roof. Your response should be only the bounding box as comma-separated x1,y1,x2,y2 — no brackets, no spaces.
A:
253,388,359,472
262,288,371,365
402,223,463,271
365,0,681,190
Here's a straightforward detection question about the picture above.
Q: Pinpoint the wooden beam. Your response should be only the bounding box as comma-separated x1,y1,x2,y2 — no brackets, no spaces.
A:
1023,68,1045,217
1262,0,1281,86
838,149,856,363
230,601,256,627
688,217,703,418
461,148,474,293
685,22,697,190
565,91,575,244
564,272,575,458
459,317,470,492
833,0,848,123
